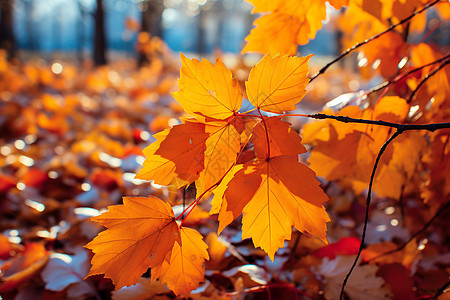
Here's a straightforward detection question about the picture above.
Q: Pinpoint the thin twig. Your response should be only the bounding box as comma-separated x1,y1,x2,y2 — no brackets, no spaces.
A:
434,279,450,299
182,187,186,221
307,113,450,132
366,201,449,263
218,283,313,299
339,130,401,300
364,53,450,96
407,58,450,103
309,0,440,82
257,108,271,159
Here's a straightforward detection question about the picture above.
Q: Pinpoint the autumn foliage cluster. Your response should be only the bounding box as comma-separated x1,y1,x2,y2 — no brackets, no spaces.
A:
1,0,450,299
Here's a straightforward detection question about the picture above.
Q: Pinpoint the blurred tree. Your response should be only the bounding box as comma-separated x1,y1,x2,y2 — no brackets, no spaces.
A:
197,6,206,55
0,0,15,58
138,0,163,65
94,0,107,66
78,0,88,62
24,0,36,51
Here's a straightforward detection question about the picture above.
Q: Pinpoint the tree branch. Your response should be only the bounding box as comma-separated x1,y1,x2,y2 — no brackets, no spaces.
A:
309,0,440,82
364,53,450,97
407,58,450,103
339,130,401,300
434,279,450,299
366,201,449,263
308,113,450,132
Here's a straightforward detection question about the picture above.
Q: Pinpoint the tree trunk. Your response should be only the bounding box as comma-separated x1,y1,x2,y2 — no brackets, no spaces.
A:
93,0,107,66
77,0,86,62
25,0,36,51
0,0,15,59
197,8,206,55
138,0,163,66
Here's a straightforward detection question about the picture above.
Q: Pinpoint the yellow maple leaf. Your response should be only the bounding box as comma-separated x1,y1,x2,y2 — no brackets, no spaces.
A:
195,122,241,198
172,54,242,120
243,0,345,55
220,156,330,260
246,54,312,113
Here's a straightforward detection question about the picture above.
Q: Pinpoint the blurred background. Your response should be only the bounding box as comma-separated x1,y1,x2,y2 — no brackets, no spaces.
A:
1,1,450,298
0,0,343,63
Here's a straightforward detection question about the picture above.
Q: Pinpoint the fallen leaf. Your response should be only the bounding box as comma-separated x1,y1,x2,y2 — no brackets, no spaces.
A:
0,243,49,293
41,249,90,292
315,255,392,300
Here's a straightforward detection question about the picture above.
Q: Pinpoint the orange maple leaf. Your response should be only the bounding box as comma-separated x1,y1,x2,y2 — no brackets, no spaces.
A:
151,227,209,297
243,0,348,55
246,54,312,113
85,196,181,290
195,121,241,198
135,121,209,189
134,53,327,263
252,117,306,159
218,156,330,260
303,96,413,196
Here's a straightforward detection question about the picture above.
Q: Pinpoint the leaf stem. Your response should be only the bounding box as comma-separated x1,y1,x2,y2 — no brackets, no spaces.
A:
257,108,271,159
177,132,253,226
240,107,258,114
339,130,401,300
309,0,440,82
178,179,220,226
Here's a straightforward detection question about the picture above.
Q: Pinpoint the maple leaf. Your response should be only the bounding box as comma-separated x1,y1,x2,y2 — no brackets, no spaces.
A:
338,1,410,78
315,255,392,300
219,156,330,260
373,132,426,199
172,53,242,120
243,0,348,55
303,96,411,195
151,227,209,297
246,54,312,113
135,121,209,189
209,164,244,232
195,121,241,198
252,117,306,159
85,196,181,290
409,43,450,110
241,13,302,56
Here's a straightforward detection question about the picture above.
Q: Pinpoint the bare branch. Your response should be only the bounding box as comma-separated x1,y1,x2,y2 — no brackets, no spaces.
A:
434,279,450,299
309,0,440,82
308,114,450,132
339,130,401,300
407,58,450,103
365,53,450,97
